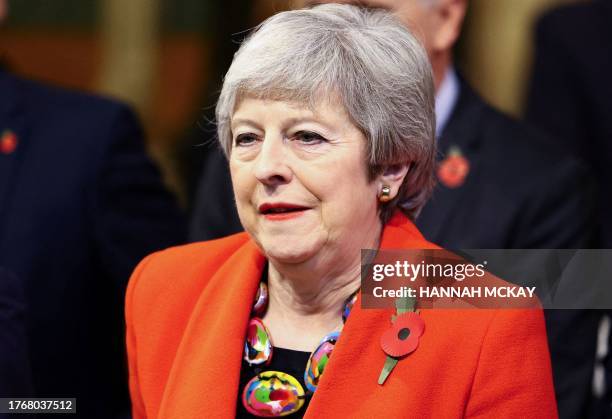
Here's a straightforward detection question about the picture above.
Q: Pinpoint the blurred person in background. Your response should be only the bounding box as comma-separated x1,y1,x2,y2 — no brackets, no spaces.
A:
0,0,187,417
189,0,595,416
527,1,612,417
527,0,611,248
0,267,32,399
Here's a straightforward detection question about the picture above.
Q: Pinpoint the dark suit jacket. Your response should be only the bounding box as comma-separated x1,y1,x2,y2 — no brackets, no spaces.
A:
0,267,32,398
0,70,187,418
526,0,612,248
417,79,593,248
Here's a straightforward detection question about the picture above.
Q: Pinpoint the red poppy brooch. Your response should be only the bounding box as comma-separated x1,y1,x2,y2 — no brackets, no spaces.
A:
0,130,18,155
378,296,425,385
437,146,470,188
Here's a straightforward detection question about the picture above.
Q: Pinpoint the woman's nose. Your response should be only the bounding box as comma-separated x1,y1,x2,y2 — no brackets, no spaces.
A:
253,136,292,186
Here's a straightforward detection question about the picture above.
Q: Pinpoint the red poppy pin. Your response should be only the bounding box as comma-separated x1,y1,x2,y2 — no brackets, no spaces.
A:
378,296,425,385
0,130,18,154
380,312,425,357
437,146,469,188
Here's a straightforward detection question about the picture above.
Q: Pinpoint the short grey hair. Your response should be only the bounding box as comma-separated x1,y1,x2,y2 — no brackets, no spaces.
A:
216,3,436,222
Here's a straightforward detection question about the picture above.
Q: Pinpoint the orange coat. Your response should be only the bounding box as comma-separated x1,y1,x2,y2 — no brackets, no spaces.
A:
126,213,558,418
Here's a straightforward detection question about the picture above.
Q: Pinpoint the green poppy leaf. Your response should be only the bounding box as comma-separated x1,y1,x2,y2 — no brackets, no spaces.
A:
378,356,399,385
395,295,416,314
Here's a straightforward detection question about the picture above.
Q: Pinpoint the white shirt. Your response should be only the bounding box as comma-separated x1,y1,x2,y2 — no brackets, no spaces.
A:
435,67,460,138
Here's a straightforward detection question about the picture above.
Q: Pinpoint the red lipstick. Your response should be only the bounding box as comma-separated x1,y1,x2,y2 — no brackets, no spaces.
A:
258,202,310,221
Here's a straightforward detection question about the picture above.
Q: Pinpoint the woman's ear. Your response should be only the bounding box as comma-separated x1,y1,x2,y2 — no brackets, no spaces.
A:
378,163,411,201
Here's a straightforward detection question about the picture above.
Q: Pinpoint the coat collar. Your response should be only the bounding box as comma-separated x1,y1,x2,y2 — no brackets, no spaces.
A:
156,213,429,418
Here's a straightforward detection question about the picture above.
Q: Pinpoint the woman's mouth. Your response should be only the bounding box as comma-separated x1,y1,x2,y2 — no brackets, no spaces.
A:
258,203,310,221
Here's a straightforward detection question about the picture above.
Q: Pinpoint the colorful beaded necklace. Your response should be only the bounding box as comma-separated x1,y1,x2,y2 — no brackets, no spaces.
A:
241,280,358,417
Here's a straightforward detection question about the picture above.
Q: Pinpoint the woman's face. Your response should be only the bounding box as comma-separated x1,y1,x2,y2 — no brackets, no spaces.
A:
229,97,382,265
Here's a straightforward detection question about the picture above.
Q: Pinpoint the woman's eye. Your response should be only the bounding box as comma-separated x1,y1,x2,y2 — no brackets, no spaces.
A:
235,133,258,146
293,131,326,144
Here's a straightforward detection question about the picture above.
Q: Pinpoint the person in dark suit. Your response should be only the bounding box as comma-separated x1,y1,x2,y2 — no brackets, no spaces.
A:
527,0,612,248
0,66,186,418
526,2,612,417
0,267,32,399
189,0,595,416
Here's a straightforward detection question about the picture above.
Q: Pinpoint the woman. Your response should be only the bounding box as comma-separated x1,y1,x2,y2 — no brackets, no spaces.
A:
126,4,557,418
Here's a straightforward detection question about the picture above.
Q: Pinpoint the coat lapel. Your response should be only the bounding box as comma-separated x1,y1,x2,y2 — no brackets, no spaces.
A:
416,80,484,244
306,214,430,417
157,240,266,419
305,292,392,417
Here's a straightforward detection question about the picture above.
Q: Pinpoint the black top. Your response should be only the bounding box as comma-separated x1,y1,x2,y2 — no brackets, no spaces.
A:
236,347,313,418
